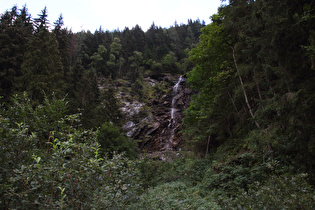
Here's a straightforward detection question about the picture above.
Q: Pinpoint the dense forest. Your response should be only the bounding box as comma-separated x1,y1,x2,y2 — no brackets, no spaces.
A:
1,0,315,209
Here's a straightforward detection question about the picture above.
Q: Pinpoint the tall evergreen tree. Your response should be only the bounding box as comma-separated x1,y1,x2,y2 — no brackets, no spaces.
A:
0,5,33,99
15,27,65,102
34,6,49,32
131,24,145,52
53,14,71,86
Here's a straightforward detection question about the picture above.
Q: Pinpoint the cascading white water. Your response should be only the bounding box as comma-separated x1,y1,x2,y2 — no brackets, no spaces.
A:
170,75,184,121
165,75,184,150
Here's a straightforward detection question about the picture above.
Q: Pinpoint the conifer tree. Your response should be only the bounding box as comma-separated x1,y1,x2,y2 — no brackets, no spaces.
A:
53,14,71,88
34,6,49,32
0,5,33,99
15,27,65,102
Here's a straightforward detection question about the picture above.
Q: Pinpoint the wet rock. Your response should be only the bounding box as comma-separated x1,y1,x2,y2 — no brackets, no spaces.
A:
123,121,136,137
144,77,158,86
119,75,193,152
146,121,160,135
120,101,145,117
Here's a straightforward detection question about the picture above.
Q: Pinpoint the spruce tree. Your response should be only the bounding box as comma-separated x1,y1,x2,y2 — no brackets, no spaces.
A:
16,27,65,102
0,5,33,99
34,6,49,32
53,14,71,90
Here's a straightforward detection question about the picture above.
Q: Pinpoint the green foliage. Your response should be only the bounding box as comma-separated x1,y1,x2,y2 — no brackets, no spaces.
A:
135,153,314,209
183,13,234,155
200,153,271,197
150,61,163,76
1,92,314,209
107,37,122,79
131,181,220,209
0,5,33,100
131,78,144,99
1,4,204,128
90,44,108,76
128,51,144,82
162,51,178,73
183,0,315,184
98,87,123,125
3,138,140,209
1,93,69,148
136,153,314,209
34,7,49,31
136,154,211,189
184,4,315,197
15,27,66,102
218,174,315,209
2,3,315,209
0,94,140,209
97,122,137,158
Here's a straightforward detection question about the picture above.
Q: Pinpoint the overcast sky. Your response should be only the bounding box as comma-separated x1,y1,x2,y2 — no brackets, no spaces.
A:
1,0,224,32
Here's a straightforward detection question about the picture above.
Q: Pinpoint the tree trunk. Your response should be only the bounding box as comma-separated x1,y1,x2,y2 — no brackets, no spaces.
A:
228,90,241,119
267,78,281,117
231,46,261,129
231,46,274,157
253,69,263,100
206,135,211,156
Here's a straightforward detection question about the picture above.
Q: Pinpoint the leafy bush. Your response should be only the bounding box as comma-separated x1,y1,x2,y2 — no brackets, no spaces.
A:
219,174,315,209
136,154,211,190
199,153,270,196
3,138,140,209
0,94,141,209
130,181,220,209
0,93,73,180
97,122,137,158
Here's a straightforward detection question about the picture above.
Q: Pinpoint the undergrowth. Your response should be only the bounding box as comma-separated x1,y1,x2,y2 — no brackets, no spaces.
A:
1,94,314,209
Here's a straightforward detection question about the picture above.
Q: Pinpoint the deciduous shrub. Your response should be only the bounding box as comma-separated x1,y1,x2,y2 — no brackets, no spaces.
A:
130,181,220,209
97,122,137,159
0,93,141,209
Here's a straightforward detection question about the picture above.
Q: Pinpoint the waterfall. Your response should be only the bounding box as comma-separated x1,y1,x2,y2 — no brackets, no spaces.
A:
164,75,184,150
170,75,184,121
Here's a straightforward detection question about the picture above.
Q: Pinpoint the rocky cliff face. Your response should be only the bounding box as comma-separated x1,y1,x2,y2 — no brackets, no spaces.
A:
119,75,193,152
